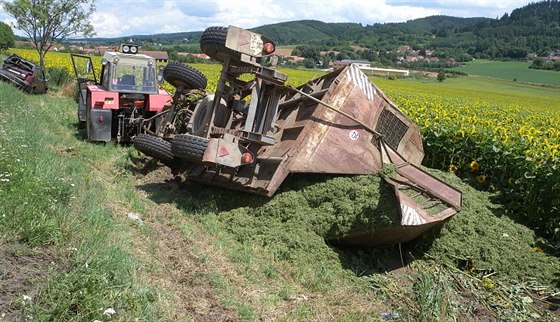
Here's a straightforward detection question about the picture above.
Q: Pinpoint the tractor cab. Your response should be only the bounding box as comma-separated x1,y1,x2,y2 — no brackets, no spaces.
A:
99,44,159,95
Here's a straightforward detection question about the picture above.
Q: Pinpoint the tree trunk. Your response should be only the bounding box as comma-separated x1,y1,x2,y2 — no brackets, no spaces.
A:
39,51,46,70
33,42,46,70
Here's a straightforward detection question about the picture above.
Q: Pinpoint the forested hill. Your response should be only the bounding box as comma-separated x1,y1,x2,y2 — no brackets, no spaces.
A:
251,20,364,44
79,0,559,59
252,0,560,59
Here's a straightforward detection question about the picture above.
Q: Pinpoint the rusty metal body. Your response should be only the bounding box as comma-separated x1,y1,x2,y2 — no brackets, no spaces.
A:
186,64,462,245
190,64,423,196
135,26,462,246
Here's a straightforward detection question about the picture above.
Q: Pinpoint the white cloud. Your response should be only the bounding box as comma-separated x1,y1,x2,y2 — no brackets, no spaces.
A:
1,0,535,38
90,12,128,38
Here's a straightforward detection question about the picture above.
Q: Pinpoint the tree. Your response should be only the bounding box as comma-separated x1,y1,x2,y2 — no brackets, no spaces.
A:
303,58,316,69
437,70,446,82
0,21,15,50
2,0,95,68
531,57,545,68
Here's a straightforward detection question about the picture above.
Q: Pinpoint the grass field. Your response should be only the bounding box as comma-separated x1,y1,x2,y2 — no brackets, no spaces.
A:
374,74,560,113
1,60,559,320
450,59,560,85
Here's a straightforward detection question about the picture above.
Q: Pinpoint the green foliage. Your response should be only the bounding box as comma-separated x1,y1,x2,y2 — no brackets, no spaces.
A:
250,1,560,60
0,21,15,50
530,57,560,71
437,70,446,82
46,66,71,86
0,81,161,320
252,20,363,45
413,267,456,321
2,0,96,68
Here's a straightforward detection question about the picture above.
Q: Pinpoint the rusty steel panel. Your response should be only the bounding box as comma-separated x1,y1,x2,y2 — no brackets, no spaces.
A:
384,143,462,210
328,222,446,247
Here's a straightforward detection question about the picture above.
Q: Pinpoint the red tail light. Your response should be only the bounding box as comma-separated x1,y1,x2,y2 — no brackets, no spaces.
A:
263,42,275,55
241,152,253,164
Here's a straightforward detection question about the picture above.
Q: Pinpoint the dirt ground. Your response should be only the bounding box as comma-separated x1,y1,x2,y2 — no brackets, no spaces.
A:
0,245,62,320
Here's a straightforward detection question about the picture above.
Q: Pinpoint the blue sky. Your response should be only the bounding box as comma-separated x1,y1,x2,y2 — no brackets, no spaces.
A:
1,0,533,38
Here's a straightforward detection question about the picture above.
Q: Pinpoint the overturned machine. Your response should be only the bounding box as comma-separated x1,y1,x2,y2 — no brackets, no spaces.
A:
134,26,462,246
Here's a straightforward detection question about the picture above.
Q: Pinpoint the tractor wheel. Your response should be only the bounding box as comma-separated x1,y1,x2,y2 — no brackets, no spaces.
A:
163,61,207,90
171,134,209,162
200,26,239,64
133,134,174,163
189,94,229,136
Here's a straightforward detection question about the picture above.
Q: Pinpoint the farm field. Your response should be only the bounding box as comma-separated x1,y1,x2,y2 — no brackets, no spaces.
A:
449,59,560,85
374,75,560,113
1,49,559,320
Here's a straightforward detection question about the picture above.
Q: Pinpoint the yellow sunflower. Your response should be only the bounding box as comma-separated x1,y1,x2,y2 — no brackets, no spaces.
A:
469,160,480,171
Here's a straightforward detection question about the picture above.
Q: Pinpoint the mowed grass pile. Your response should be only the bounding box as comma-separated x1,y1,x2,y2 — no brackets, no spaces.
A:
0,83,159,320
170,169,559,320
195,171,560,287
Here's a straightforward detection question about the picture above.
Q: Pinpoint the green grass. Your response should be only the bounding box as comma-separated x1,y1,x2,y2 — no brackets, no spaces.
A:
1,72,559,321
0,83,162,320
450,59,560,85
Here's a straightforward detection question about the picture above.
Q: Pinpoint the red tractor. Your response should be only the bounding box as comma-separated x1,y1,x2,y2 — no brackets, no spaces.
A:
71,44,207,143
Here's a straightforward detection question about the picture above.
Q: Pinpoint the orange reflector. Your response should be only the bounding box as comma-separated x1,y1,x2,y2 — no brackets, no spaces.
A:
263,42,275,54
241,152,253,164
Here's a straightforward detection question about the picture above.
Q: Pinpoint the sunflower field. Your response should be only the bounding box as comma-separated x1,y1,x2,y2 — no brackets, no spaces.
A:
8,48,559,246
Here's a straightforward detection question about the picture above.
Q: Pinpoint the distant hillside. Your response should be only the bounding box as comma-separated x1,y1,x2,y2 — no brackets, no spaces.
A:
76,31,203,46
251,0,559,58
252,20,364,44
70,0,560,60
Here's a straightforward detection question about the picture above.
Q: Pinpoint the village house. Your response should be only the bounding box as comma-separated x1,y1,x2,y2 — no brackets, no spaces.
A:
190,53,211,60
546,55,560,63
138,50,169,63
285,55,305,64
397,45,411,52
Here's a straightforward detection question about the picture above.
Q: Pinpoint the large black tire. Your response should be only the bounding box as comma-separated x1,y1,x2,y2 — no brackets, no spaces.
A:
163,61,207,90
200,26,239,64
171,134,209,162
134,134,174,163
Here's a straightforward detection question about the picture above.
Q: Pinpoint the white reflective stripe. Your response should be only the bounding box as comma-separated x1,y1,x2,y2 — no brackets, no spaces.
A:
348,64,376,101
401,203,426,226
